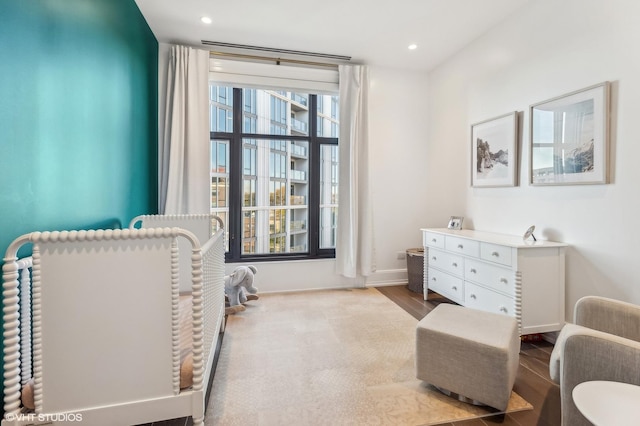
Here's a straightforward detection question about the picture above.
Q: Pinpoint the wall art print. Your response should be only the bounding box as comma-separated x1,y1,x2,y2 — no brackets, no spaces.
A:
471,112,518,187
530,82,610,185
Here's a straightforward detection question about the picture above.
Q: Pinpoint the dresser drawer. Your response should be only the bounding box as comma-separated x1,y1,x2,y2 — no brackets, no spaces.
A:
464,258,515,296
480,242,512,266
465,282,515,318
427,268,463,304
445,236,480,258
427,248,464,277
423,231,445,249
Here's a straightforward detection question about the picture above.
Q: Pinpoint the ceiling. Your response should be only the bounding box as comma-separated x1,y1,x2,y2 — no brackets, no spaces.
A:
135,0,530,71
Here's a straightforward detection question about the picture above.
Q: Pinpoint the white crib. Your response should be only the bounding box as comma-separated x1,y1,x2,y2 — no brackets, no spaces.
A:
2,219,225,425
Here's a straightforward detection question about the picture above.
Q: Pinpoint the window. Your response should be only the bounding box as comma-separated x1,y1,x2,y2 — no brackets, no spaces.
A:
210,85,339,261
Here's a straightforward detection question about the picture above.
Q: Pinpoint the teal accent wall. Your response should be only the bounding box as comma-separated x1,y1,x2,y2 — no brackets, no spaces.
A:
0,0,158,407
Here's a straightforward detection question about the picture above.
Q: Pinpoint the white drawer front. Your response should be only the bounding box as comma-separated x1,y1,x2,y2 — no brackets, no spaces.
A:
427,248,464,277
480,242,512,266
464,258,515,296
423,231,445,249
465,282,515,318
427,268,463,304
445,236,480,258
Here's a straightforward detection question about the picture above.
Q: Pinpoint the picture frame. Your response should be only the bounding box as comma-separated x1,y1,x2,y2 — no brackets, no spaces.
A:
530,82,610,185
447,216,463,230
471,112,518,187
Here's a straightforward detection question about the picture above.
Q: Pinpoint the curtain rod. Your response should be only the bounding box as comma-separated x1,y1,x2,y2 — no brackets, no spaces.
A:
202,40,350,68
208,50,340,69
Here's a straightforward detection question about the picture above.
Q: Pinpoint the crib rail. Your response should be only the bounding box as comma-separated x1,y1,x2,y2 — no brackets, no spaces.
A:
129,213,223,238
199,228,225,394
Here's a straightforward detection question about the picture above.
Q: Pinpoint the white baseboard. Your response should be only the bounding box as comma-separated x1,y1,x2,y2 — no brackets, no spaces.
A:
365,269,408,287
226,260,409,293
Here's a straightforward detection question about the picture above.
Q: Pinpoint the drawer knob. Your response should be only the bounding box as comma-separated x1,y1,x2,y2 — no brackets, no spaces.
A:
470,294,477,300
492,251,500,257
500,278,508,284
432,277,437,282
457,244,464,249
431,238,437,242
432,256,437,261
451,286,457,291
470,268,477,273
500,306,508,313
452,262,458,267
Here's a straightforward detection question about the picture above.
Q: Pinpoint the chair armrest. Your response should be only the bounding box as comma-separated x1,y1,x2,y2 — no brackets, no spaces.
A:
574,296,640,342
549,323,592,383
560,333,640,426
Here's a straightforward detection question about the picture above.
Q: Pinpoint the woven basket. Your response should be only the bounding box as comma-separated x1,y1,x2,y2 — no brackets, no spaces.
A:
406,248,424,293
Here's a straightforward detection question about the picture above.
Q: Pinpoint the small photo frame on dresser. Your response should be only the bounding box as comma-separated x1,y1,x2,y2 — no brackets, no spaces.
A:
447,216,464,230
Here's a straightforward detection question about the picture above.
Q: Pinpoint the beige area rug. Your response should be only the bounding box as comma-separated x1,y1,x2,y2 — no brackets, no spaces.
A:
206,288,532,425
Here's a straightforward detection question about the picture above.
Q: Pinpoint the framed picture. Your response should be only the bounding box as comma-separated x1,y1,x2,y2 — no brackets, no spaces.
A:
447,216,463,230
530,82,610,185
471,112,518,187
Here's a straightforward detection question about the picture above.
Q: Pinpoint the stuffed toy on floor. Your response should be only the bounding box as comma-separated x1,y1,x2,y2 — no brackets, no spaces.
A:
225,265,258,314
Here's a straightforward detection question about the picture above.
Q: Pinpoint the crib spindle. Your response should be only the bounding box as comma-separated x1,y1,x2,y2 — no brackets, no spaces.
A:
31,243,43,412
171,237,181,394
2,233,34,418
18,257,33,387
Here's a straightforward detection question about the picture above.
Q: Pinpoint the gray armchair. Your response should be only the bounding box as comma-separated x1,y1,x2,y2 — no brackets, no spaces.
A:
549,296,640,425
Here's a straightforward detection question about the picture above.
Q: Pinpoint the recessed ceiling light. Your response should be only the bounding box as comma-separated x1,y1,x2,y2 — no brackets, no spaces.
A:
201,16,212,24
408,44,418,50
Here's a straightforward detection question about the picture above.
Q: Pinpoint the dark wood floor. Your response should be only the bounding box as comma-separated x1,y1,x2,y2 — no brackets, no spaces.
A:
377,285,561,426
142,285,561,426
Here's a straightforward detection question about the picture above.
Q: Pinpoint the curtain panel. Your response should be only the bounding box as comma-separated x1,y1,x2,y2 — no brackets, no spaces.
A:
159,45,210,214
335,65,375,280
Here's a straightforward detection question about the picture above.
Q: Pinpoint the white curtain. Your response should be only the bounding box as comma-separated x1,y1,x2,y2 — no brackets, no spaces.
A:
159,45,210,214
335,65,375,280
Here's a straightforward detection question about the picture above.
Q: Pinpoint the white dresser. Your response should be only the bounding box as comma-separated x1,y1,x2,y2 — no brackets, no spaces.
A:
421,228,567,335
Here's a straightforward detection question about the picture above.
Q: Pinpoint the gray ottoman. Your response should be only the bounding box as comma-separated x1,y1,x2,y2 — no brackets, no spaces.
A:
416,304,520,411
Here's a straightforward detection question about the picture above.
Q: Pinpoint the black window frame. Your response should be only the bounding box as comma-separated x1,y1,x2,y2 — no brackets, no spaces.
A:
212,87,338,263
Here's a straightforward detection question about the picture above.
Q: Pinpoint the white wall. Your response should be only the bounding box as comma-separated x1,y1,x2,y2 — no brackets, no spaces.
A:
426,0,640,314
158,45,430,292
367,66,431,282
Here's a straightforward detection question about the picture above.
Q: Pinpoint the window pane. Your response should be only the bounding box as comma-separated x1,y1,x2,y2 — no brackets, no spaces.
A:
210,85,233,132
243,211,256,254
320,144,339,248
239,89,311,136
210,139,230,250
243,88,257,133
289,92,309,136
270,94,287,135
317,94,339,137
241,138,309,255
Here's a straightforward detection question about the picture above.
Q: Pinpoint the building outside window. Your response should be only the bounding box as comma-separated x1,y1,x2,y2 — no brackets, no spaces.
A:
210,84,339,261
210,139,229,235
